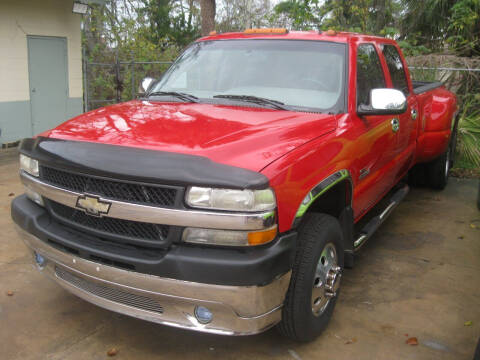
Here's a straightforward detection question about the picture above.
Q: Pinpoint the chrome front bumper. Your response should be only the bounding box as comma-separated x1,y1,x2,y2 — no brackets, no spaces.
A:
16,225,291,335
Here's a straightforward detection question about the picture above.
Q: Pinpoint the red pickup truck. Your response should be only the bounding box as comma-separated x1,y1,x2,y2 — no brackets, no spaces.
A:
12,29,457,341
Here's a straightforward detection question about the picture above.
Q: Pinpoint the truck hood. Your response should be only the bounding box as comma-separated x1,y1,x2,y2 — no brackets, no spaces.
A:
45,100,337,172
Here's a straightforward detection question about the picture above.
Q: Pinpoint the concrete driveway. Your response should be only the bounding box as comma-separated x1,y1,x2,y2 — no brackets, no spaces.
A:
1,150,479,360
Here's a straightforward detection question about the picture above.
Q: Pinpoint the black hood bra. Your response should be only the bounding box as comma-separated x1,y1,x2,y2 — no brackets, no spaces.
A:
19,137,270,190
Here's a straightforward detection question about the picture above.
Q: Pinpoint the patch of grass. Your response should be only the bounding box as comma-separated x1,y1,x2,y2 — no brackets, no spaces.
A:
454,153,478,170
452,150,480,179
456,96,480,170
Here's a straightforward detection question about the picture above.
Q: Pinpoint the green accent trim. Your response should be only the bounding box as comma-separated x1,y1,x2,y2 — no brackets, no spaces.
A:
295,169,350,219
263,211,276,220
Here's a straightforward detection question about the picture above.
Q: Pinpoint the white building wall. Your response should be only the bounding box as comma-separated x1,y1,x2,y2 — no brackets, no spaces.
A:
0,0,83,143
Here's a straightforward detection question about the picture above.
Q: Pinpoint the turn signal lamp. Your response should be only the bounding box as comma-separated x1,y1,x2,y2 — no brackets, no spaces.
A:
247,226,278,246
244,28,288,35
182,226,277,246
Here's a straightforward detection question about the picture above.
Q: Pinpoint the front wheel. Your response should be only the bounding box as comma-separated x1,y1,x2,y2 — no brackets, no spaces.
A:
277,213,344,342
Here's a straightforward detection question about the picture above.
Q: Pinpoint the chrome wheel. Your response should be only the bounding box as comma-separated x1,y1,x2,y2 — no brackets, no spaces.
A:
311,243,341,316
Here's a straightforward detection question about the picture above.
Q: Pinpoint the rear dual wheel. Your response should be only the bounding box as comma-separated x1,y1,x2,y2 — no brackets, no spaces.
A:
277,213,344,342
427,145,451,190
409,136,454,191
477,181,480,211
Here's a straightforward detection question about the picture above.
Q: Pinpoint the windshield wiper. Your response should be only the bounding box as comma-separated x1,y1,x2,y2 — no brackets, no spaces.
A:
213,94,288,110
147,91,198,103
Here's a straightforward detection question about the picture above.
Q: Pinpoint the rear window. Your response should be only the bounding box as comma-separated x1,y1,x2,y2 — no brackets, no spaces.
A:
381,44,409,96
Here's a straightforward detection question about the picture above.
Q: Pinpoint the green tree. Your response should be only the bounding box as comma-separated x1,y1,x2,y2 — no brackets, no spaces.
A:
140,0,199,47
447,0,480,56
401,0,458,50
401,0,480,56
272,0,401,34
217,0,274,32
272,0,322,30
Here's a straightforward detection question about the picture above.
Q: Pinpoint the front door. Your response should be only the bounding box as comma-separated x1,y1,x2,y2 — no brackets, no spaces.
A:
352,43,399,218
27,36,68,135
380,43,417,178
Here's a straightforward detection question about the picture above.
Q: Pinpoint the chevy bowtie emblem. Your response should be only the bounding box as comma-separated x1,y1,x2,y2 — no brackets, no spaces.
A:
76,195,111,216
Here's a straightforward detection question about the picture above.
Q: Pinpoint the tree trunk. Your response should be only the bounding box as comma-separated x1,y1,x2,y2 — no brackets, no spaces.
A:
200,0,216,36
374,0,386,34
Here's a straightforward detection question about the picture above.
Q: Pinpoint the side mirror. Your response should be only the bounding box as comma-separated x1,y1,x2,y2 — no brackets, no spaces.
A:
140,77,156,94
357,88,407,116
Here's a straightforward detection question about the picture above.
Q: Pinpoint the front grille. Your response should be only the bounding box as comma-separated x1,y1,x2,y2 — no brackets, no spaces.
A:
40,166,178,207
55,267,164,314
49,200,169,243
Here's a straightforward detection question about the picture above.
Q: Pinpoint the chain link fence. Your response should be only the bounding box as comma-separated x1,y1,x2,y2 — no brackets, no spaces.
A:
408,64,480,96
83,49,173,111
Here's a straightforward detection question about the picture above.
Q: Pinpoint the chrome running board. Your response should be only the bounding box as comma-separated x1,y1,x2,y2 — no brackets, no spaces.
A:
354,184,410,250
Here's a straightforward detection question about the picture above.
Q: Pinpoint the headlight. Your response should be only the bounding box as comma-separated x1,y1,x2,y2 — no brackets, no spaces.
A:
182,226,277,246
186,187,276,212
20,154,39,177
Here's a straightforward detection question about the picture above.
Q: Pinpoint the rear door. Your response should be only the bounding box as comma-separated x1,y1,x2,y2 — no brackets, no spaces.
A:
351,43,399,218
380,43,417,179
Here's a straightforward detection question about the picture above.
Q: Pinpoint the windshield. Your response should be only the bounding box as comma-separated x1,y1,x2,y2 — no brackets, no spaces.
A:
151,39,346,112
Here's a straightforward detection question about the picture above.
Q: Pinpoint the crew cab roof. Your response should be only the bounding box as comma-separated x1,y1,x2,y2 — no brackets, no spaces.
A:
197,30,395,44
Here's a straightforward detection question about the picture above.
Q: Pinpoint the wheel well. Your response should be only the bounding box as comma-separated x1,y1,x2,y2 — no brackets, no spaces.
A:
305,180,351,218
301,179,355,267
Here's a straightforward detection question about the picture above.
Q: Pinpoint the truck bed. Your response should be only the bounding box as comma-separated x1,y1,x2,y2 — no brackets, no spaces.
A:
412,80,444,95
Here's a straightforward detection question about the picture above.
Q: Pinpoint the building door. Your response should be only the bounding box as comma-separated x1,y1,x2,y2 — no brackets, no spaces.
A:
27,36,68,135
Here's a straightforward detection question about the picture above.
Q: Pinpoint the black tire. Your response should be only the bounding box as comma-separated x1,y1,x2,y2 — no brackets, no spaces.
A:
427,147,450,190
477,181,480,211
408,163,428,187
450,114,459,168
277,213,344,342
427,122,457,190
474,337,480,360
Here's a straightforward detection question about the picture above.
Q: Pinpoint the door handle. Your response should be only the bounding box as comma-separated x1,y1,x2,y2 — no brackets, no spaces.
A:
411,109,418,120
391,118,400,133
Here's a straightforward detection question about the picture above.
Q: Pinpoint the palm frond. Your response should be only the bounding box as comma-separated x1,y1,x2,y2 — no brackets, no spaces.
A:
457,98,480,168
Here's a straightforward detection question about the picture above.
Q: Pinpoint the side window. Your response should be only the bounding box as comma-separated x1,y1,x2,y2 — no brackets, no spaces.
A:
382,44,409,96
356,44,386,107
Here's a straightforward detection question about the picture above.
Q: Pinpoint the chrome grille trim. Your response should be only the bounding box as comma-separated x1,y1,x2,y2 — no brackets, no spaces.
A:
21,172,275,231
48,200,170,243
55,266,164,314
40,166,178,207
